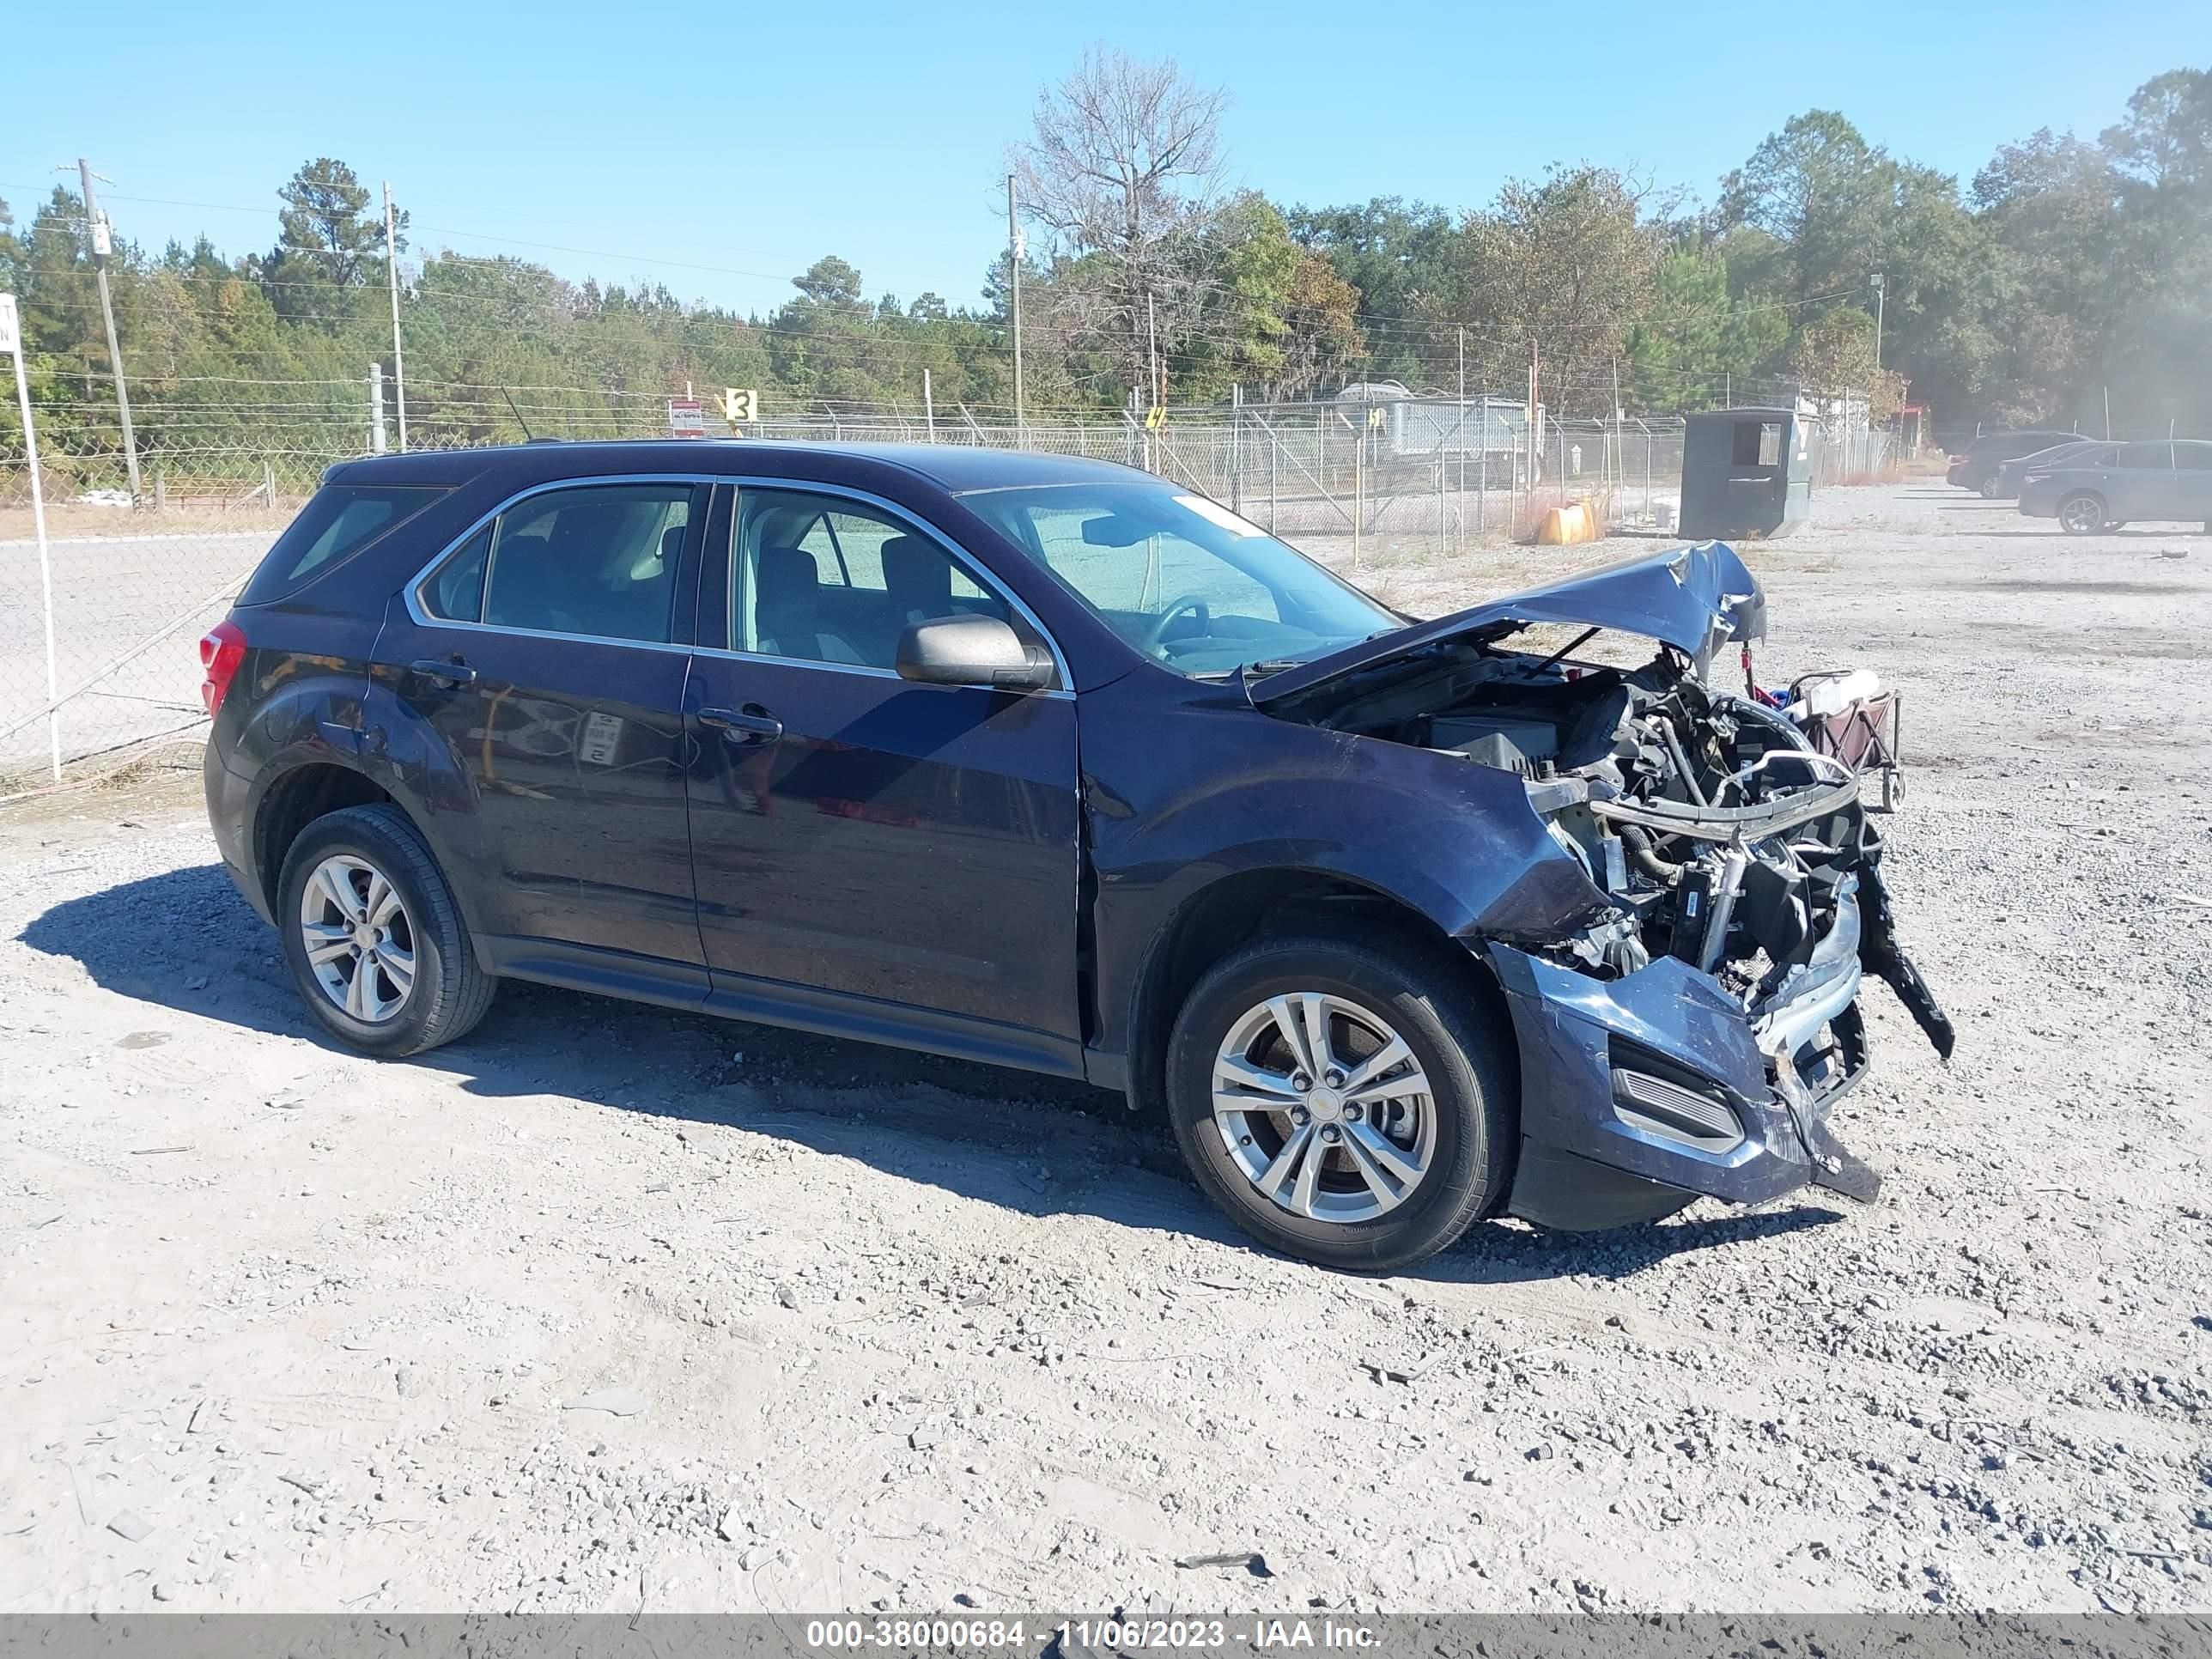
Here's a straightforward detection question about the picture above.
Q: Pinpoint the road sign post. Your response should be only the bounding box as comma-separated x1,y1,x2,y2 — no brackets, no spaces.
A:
1,293,62,780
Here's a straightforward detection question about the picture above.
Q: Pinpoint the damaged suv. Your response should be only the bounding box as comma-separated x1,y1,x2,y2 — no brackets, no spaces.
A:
203,442,1952,1270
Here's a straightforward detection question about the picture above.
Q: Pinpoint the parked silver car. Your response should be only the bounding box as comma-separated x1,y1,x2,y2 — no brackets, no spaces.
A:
2017,439,2212,533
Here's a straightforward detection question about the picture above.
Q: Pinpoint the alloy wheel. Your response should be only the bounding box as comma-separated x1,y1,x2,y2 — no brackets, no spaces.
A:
298,854,417,1024
1211,992,1436,1223
2058,495,2106,535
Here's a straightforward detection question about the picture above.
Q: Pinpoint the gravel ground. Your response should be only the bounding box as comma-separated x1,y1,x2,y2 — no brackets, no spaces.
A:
1,480,2208,1616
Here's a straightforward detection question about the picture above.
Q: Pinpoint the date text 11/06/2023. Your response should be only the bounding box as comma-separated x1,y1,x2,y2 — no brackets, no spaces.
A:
800,1617,1383,1650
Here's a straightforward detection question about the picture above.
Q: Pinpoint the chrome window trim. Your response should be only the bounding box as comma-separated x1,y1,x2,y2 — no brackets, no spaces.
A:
720,477,1072,691
404,473,719,642
402,471,1073,691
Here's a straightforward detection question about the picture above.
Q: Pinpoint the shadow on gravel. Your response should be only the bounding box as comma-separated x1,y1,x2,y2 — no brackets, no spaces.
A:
25,862,1847,1280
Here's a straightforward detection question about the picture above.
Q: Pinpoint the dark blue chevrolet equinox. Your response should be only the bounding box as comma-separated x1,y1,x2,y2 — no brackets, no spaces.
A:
201,440,1952,1269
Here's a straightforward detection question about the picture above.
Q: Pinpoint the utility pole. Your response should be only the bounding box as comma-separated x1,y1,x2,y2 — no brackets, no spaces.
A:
368,362,387,454
1146,292,1161,472
76,161,141,503
1006,174,1024,444
384,182,408,451
1869,272,1886,374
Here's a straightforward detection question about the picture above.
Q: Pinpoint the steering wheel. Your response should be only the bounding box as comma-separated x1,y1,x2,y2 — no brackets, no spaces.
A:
1141,593,1212,653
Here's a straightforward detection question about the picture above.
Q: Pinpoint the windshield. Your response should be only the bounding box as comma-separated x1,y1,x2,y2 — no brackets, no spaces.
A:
958,483,1398,677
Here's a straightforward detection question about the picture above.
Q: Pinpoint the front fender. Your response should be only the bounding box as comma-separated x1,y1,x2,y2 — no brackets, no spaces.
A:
1079,672,1612,1059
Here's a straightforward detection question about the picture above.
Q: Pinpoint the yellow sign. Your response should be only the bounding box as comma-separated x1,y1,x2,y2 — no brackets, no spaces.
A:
1367,405,1387,429
1144,404,1166,430
719,388,758,424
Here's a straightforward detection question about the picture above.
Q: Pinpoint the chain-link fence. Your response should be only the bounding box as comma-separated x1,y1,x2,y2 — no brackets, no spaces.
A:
0,392,1894,787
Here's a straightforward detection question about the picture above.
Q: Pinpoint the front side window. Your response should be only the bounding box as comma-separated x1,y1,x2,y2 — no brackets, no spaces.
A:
2172,444,2212,471
961,484,1397,678
2116,442,2173,471
732,489,1008,670
453,484,690,642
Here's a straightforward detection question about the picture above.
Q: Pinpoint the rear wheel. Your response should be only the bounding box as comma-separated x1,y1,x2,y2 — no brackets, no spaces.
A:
1166,933,1514,1271
1978,474,2002,499
276,804,495,1055
2057,492,2108,535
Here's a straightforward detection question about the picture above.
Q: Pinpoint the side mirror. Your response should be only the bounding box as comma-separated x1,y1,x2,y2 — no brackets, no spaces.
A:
894,615,1055,692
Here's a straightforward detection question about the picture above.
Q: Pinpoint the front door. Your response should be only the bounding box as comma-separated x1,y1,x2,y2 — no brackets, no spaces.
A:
378,480,709,969
683,483,1084,1071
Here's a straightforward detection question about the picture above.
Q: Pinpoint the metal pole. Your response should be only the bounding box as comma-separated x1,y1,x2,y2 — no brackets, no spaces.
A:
1476,396,1487,535
1006,174,1024,445
77,161,141,503
384,182,408,451
369,362,387,453
1457,328,1468,554
1268,416,1278,532
2103,386,2112,441
1231,384,1243,514
5,296,63,780
922,368,936,442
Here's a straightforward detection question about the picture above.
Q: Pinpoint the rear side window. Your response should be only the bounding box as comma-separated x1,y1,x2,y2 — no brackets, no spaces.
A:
2117,442,2173,471
481,484,691,643
239,485,446,605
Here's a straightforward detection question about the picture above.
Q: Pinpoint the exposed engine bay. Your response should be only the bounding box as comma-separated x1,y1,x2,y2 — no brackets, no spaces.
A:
1267,626,1956,1154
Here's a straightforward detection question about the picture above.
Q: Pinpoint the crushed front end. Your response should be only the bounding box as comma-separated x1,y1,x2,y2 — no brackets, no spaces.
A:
1484,673,1954,1228
1249,543,1956,1229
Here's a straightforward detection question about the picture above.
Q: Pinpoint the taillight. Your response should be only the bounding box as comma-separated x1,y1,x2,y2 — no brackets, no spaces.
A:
1948,454,1968,465
198,619,247,718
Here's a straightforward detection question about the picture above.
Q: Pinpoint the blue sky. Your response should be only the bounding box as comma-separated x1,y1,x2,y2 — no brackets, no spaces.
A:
5,0,2197,315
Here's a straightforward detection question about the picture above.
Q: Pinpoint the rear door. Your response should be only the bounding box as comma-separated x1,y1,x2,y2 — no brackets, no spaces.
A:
378,479,710,971
683,482,1085,1070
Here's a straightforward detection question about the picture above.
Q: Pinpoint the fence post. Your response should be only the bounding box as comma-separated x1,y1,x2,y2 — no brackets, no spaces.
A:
1230,385,1243,515
368,362,388,455
4,295,63,780
1476,397,1488,536
262,459,276,507
1268,418,1278,533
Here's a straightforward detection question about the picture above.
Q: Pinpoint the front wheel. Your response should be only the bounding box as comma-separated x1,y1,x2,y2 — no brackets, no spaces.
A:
2057,492,2108,535
276,803,495,1055
1166,933,1515,1271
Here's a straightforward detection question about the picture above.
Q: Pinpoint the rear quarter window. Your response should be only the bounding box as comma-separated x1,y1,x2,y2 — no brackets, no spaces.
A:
238,485,447,605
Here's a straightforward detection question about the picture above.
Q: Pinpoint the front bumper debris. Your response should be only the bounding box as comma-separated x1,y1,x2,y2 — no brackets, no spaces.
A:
1485,874,1942,1231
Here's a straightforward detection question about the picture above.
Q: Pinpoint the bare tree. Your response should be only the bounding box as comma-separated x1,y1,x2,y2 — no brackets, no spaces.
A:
1011,46,1229,403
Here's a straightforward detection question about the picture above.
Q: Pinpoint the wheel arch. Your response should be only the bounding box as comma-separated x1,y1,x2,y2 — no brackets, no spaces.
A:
1119,865,1514,1119
252,761,423,918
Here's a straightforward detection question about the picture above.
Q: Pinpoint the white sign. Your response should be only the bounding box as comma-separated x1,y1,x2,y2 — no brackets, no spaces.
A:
719,387,757,424
0,294,18,356
668,398,706,438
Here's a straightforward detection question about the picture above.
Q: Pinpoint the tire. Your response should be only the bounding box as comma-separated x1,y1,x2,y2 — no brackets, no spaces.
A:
2057,492,2108,536
1978,474,2002,499
1166,933,1515,1272
276,803,495,1056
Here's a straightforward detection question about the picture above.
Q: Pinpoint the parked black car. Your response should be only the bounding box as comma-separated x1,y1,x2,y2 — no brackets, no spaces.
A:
201,441,1952,1269
1946,430,2079,495
2016,439,2212,533
1986,440,2114,501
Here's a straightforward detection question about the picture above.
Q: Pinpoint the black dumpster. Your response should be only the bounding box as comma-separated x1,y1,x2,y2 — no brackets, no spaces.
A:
1679,407,1813,539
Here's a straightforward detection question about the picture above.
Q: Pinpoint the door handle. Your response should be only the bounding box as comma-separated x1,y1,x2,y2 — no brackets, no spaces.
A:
410,657,477,685
698,704,782,744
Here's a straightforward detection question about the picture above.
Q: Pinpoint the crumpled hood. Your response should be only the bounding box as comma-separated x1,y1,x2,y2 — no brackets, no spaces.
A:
1249,541,1767,704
